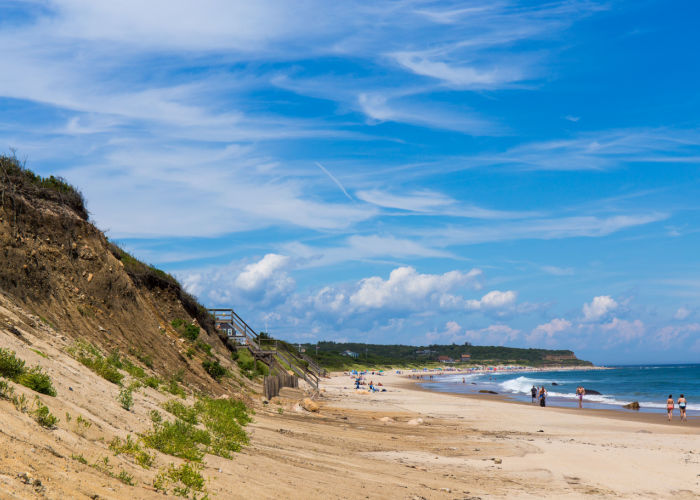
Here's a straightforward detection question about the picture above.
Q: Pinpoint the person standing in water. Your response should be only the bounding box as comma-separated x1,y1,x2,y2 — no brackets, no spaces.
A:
576,386,586,408
539,386,547,407
666,394,674,422
678,394,687,423
531,385,538,404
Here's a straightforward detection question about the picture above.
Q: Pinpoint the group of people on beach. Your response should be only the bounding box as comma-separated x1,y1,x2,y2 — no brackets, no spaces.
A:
666,394,688,422
531,384,586,408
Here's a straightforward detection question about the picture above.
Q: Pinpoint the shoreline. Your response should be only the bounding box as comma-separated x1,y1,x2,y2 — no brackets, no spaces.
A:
316,370,700,497
398,375,700,428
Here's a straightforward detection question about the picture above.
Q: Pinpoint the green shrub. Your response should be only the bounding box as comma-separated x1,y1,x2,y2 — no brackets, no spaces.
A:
0,348,57,396
32,399,59,428
171,319,200,342
116,469,134,486
71,453,88,464
0,348,26,379
165,378,186,398
109,435,154,469
154,462,206,497
142,417,209,462
195,397,250,458
144,376,160,389
195,341,212,356
118,387,133,410
0,379,15,399
255,360,269,377
18,366,57,396
202,359,227,380
123,359,146,379
69,341,124,385
162,399,199,425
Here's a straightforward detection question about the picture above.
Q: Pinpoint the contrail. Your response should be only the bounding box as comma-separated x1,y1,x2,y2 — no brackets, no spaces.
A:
315,162,353,201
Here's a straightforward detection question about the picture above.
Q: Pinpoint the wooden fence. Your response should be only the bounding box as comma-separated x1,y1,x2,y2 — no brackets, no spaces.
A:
263,372,298,399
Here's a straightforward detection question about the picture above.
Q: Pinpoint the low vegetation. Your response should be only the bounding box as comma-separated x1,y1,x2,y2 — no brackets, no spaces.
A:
153,462,207,498
0,153,88,219
67,341,124,385
202,359,227,380
118,387,134,411
171,319,201,342
0,347,57,396
232,348,268,379
32,398,59,428
109,434,155,469
146,396,251,462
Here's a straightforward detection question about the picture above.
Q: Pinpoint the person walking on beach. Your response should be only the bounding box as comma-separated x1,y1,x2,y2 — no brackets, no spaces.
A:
666,394,674,422
539,386,547,407
576,386,585,408
678,394,687,423
531,385,537,404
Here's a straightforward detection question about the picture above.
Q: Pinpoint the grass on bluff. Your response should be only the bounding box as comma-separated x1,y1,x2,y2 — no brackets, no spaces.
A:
153,461,206,498
0,347,57,396
146,396,251,462
67,341,124,385
232,348,268,379
109,434,155,469
0,153,88,219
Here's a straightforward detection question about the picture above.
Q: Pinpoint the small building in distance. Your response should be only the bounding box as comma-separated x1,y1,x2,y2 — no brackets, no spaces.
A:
342,350,359,358
437,355,455,364
460,353,471,362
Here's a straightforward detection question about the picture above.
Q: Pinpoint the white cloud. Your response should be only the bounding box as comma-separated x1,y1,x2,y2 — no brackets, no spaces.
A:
465,290,517,311
235,253,293,294
349,266,481,311
541,265,574,276
582,295,618,322
674,307,691,320
464,324,521,346
655,323,700,348
528,318,572,343
599,318,645,343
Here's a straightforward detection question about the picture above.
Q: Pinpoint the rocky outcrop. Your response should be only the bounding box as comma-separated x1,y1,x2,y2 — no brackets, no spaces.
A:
623,401,640,410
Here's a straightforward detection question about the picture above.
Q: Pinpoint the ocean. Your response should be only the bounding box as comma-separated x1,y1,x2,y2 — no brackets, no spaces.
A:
419,364,700,414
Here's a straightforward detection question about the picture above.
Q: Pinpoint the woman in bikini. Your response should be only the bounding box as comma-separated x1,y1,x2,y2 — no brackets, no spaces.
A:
666,394,674,422
677,394,687,423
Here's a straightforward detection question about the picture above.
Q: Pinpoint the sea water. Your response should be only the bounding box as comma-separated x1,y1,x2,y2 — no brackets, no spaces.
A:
419,364,700,414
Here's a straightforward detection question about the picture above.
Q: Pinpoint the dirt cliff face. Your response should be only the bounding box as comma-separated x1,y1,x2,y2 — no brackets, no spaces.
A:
0,158,232,393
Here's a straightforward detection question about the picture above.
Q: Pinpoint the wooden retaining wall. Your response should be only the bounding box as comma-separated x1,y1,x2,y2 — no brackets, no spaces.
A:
263,372,298,399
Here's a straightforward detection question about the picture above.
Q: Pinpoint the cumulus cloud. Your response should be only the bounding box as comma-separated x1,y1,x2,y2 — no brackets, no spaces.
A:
528,318,572,344
465,290,517,311
349,266,481,311
182,253,295,307
235,253,294,296
464,324,520,346
582,295,618,321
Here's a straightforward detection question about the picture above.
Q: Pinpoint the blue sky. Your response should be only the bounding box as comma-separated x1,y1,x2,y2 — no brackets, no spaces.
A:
2,0,700,364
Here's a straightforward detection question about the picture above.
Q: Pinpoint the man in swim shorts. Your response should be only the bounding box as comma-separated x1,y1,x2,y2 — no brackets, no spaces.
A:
531,385,537,404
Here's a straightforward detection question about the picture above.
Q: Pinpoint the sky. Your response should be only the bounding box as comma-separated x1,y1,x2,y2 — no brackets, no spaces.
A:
1,0,700,364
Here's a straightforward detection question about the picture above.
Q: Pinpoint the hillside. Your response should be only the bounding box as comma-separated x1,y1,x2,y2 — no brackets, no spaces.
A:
0,155,284,498
302,341,592,370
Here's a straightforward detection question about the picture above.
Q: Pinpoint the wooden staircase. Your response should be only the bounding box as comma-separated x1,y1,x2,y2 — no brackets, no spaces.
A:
208,308,322,390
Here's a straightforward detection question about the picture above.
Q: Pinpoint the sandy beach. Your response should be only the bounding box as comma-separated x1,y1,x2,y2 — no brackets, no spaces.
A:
228,371,700,499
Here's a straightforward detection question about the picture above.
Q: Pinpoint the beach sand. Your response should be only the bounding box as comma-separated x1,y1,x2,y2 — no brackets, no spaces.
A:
229,371,700,499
